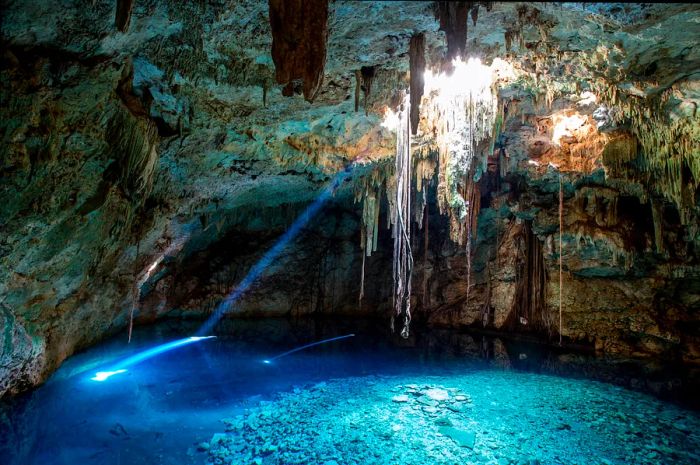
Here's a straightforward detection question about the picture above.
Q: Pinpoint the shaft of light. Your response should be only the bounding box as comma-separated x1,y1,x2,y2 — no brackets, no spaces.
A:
263,333,355,364
196,164,354,336
91,336,216,381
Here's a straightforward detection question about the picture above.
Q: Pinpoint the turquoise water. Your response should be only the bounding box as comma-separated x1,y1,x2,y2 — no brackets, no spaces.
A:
1,319,699,465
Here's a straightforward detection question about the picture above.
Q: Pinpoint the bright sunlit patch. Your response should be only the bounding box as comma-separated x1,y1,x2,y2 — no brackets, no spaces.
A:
577,91,598,106
424,57,494,103
419,57,499,246
145,257,162,277
381,106,400,131
91,336,216,382
552,113,588,146
91,369,127,381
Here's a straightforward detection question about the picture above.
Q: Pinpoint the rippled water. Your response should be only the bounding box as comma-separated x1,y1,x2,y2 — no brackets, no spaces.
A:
1,318,698,465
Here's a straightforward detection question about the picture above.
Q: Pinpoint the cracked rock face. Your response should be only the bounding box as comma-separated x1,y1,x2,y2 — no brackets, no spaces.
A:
1,1,699,397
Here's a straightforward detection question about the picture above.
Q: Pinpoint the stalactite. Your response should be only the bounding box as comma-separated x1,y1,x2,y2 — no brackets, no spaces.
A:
435,2,470,62
593,81,699,223
409,33,425,135
602,132,638,177
505,222,551,335
391,93,413,338
651,198,665,254
489,100,505,156
361,66,376,115
354,160,392,305
115,0,134,32
504,29,514,52
434,2,489,63
414,147,437,197
269,0,329,102
423,59,496,245
108,108,159,203
354,69,361,113
361,192,380,255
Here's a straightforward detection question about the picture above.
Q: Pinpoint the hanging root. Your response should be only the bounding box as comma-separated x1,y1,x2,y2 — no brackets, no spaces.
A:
359,239,366,306
481,263,493,327
559,175,563,345
422,201,430,308
465,174,480,302
392,93,413,338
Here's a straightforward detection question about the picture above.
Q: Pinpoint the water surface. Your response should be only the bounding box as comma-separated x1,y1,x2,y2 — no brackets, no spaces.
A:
1,318,698,465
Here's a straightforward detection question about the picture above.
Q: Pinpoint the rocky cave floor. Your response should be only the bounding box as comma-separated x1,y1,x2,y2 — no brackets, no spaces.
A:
205,372,700,465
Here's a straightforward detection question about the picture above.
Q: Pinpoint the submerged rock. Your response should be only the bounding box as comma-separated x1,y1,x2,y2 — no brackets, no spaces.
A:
424,388,450,402
438,426,476,449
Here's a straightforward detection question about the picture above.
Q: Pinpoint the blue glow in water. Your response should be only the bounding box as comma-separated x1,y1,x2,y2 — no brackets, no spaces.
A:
4,321,700,465
92,162,355,383
90,336,216,381
91,369,127,381
263,334,355,364
196,163,355,336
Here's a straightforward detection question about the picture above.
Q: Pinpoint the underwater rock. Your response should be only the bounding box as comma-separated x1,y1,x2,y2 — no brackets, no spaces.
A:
438,426,476,448
424,388,450,401
204,372,700,465
416,396,440,407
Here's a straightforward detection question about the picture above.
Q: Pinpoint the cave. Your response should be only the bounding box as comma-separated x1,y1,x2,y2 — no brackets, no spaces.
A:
1,2,700,464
